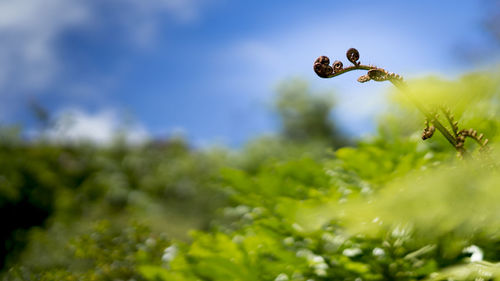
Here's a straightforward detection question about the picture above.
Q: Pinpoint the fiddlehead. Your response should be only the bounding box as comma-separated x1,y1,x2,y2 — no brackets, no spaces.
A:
438,106,489,155
422,119,435,140
332,60,343,72
346,48,360,66
314,56,333,78
456,129,489,152
313,48,489,157
313,48,403,84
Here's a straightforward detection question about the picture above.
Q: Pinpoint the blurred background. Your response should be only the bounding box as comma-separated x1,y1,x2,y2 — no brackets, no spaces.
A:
0,0,498,146
1,0,500,280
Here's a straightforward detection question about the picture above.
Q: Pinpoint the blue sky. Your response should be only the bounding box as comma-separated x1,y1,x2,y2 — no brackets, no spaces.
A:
0,0,497,146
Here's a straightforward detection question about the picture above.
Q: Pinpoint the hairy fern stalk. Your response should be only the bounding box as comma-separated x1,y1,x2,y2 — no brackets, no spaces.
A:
313,48,489,157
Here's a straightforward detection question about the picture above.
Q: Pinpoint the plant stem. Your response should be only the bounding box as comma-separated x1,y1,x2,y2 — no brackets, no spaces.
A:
324,64,375,78
314,49,469,155
390,81,462,153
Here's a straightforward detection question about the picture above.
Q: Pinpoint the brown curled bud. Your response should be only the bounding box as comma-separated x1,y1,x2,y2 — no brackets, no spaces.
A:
367,69,388,82
357,74,371,83
332,60,343,72
422,125,435,140
314,63,333,78
346,48,360,65
315,56,330,65
314,56,334,78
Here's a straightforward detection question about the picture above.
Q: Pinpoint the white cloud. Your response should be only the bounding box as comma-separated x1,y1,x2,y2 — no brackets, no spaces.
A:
0,0,210,98
46,108,149,144
0,0,89,92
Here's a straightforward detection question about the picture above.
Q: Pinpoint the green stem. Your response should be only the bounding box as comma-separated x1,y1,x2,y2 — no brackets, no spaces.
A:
391,81,461,151
325,64,375,78
316,57,463,154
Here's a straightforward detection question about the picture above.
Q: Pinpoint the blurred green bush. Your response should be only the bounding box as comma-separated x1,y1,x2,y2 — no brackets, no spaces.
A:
2,71,500,280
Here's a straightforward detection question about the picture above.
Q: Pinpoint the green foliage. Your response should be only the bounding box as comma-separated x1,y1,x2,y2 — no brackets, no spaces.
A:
5,221,169,280
274,79,348,147
0,138,229,272
3,70,500,281
383,69,500,152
